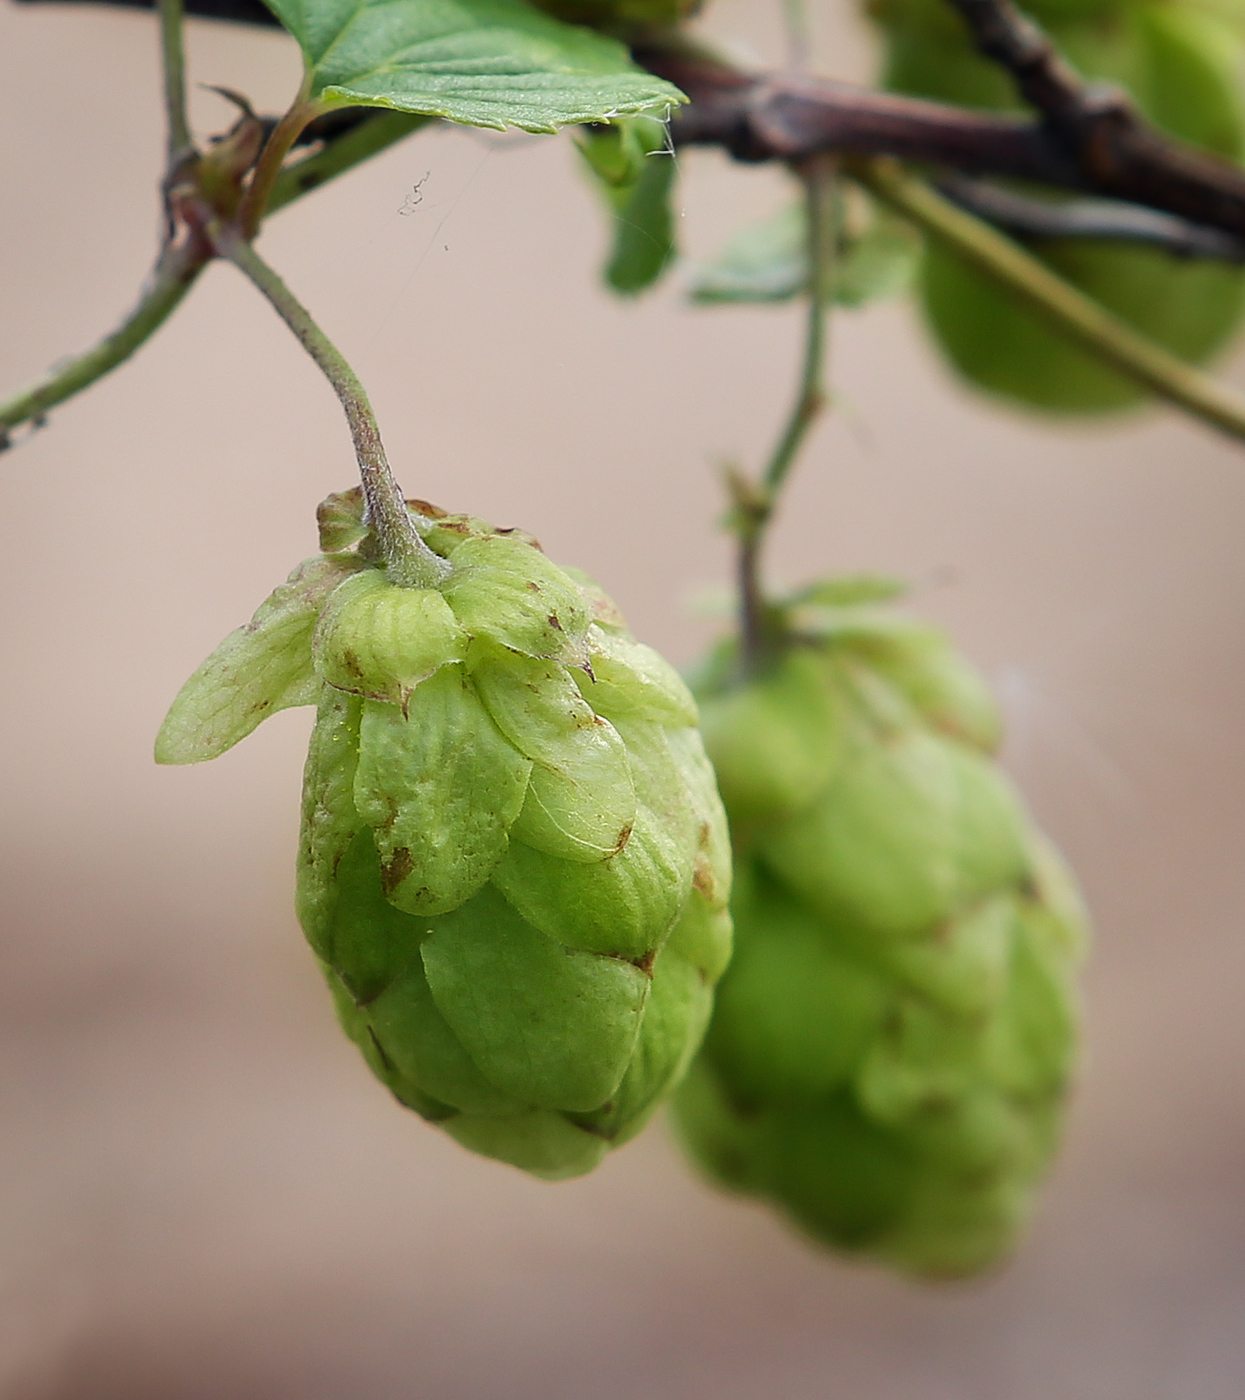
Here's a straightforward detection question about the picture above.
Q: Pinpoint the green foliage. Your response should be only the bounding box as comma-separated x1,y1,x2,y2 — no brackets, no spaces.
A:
871,0,1245,413
688,202,807,304
578,117,678,294
531,0,701,36
262,0,686,132
158,490,732,1179
687,199,920,307
673,592,1087,1276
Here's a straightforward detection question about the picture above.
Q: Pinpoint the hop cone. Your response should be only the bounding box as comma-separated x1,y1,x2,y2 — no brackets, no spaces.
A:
672,581,1087,1276
157,490,732,1180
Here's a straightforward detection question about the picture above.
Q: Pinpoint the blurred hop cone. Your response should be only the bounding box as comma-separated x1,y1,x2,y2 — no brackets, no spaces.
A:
156,489,732,1180
672,581,1088,1277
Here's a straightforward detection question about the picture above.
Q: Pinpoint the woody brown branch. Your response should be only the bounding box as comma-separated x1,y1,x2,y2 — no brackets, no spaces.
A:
15,0,1245,241
638,40,1245,241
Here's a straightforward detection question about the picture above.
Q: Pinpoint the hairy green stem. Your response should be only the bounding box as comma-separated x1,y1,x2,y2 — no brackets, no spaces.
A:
738,156,838,668
223,235,447,587
157,0,192,165
0,107,431,445
237,84,320,238
0,238,208,449
854,156,1245,443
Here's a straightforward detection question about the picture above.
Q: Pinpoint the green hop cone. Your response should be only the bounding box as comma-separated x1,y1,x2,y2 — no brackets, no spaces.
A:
672,588,1087,1276
157,489,732,1180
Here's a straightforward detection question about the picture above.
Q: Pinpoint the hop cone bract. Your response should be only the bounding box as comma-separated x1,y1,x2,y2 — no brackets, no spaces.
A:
157,490,732,1180
672,584,1086,1275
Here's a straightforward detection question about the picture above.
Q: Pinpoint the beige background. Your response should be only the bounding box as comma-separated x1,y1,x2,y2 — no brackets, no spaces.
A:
4,0,1245,1393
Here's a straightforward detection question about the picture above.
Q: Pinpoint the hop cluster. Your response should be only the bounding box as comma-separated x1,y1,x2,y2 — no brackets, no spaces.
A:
673,587,1086,1276
157,490,731,1180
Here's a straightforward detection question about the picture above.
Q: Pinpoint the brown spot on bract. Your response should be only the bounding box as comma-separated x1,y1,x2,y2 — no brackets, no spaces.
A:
692,853,716,899
381,847,414,896
612,823,633,856
698,820,711,850
632,949,657,978
525,580,541,592
547,614,563,631
406,497,447,518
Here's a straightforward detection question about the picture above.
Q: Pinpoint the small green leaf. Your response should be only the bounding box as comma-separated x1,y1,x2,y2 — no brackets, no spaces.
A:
492,802,690,957
688,202,920,308
313,569,467,704
578,117,677,295
785,575,908,608
576,624,698,727
442,1109,608,1180
476,649,637,862
688,202,806,305
569,944,711,1145
155,553,360,765
421,883,649,1111
442,533,590,662
835,214,921,309
265,0,686,133
353,667,532,913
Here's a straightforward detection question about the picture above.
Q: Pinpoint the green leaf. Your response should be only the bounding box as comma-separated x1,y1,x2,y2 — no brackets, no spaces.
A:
688,201,920,308
785,575,908,608
578,117,677,294
491,802,690,957
264,0,686,133
352,667,532,914
155,553,361,765
420,883,649,1111
835,214,922,309
688,202,806,305
441,533,590,662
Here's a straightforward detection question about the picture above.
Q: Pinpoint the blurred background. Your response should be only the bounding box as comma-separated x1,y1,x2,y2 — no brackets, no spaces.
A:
4,0,1245,1393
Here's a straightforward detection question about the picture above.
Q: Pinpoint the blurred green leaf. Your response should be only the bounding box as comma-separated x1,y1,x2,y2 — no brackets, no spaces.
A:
264,0,685,133
688,201,922,307
786,576,909,608
688,202,806,305
578,118,678,296
835,216,922,308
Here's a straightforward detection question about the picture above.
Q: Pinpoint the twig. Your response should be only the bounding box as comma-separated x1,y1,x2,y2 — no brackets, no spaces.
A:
855,157,1245,443
936,176,1245,260
736,155,837,670
938,0,1245,236
157,0,193,165
0,237,209,450
640,41,1245,240
236,84,320,237
220,234,448,587
0,106,429,446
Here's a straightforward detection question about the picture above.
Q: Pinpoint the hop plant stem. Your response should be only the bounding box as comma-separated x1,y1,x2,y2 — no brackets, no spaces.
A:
157,0,192,167
737,155,837,671
854,156,1245,442
223,236,449,588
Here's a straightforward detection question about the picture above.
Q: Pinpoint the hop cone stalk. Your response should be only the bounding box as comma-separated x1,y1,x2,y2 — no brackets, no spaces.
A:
672,581,1087,1276
157,490,732,1180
